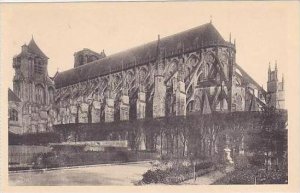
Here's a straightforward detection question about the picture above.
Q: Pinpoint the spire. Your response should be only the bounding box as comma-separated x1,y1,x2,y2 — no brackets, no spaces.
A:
268,62,271,82
229,32,232,43
28,37,48,59
156,34,161,59
275,60,278,80
210,15,213,24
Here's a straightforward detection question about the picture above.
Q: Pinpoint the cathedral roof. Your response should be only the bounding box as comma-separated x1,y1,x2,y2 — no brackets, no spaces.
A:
27,37,49,59
54,23,228,88
8,88,21,102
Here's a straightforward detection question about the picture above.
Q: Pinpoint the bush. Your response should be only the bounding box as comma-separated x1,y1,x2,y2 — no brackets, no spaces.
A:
141,160,215,184
213,165,288,184
247,155,265,167
142,169,171,184
195,161,213,171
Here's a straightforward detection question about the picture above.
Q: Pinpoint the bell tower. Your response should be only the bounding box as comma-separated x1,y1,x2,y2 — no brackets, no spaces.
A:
267,61,285,109
12,37,55,133
13,37,52,103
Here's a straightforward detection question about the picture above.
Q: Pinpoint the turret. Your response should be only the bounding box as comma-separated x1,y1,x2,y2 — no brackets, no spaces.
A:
21,44,28,53
267,62,285,109
74,48,106,68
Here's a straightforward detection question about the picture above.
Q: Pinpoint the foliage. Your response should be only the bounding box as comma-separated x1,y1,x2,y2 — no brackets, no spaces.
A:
213,165,288,184
246,107,287,171
32,150,158,169
141,160,215,184
51,110,287,174
213,153,288,184
9,132,60,145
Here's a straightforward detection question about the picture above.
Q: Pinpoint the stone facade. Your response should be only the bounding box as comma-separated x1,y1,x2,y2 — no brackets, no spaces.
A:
8,89,23,134
267,62,285,109
8,22,285,135
9,38,55,134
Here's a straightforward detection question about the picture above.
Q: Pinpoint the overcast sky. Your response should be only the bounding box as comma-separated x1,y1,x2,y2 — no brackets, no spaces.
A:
1,2,299,90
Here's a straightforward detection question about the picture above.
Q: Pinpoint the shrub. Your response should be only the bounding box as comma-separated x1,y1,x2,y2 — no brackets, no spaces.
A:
213,166,288,184
141,160,215,184
142,169,170,184
195,161,213,171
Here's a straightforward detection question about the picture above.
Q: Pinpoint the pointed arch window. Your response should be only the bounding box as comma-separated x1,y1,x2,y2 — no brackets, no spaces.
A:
187,100,195,112
48,87,54,104
9,109,18,121
35,84,45,104
34,58,44,74
204,63,210,79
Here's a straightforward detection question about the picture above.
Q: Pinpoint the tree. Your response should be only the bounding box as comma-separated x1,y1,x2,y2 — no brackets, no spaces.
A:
246,106,287,170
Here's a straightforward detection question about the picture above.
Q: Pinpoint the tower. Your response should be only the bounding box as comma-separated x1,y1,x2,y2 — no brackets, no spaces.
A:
12,37,55,133
267,61,285,109
74,48,106,68
13,37,55,104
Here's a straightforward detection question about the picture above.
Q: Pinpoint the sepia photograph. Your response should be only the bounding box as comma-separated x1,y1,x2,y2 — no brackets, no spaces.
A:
0,1,299,192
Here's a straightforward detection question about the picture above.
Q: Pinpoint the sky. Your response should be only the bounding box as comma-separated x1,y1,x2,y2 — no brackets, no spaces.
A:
1,2,299,90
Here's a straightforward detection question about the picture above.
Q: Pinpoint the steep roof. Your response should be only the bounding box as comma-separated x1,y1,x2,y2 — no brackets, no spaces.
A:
8,88,21,102
28,38,48,59
55,23,227,88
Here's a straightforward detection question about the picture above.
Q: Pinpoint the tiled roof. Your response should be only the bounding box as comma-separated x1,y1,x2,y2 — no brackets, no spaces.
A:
8,88,21,102
54,23,228,88
28,38,48,59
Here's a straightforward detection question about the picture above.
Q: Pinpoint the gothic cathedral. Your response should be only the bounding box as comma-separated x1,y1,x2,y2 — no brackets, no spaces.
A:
8,22,285,134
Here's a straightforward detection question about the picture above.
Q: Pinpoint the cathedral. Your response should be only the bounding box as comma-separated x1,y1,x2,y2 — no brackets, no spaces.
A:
8,22,285,135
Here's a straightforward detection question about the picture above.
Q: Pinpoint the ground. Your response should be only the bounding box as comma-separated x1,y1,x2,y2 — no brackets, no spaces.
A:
180,166,234,185
9,162,152,185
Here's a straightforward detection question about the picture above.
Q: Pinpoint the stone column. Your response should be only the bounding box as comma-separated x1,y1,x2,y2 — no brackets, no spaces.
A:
79,102,89,123
59,107,67,124
120,95,129,121
135,91,146,150
92,101,101,123
153,75,166,118
136,91,146,119
176,81,186,116
69,105,77,123
105,98,114,122
139,128,146,150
